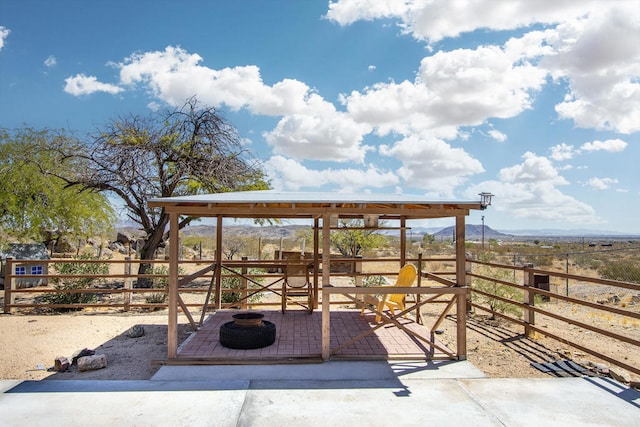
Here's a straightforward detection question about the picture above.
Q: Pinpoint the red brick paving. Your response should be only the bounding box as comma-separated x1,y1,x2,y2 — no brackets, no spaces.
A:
178,309,449,361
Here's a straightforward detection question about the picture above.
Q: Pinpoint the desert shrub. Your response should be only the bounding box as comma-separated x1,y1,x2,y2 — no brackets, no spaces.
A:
144,265,185,304
41,255,109,310
599,259,640,284
352,274,387,287
214,268,264,305
471,264,522,319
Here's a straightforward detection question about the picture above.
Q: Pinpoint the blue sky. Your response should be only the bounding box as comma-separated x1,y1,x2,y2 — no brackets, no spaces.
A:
1,1,639,233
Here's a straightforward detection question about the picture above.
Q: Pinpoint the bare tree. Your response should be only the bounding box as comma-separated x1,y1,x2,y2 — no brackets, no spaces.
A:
53,97,269,285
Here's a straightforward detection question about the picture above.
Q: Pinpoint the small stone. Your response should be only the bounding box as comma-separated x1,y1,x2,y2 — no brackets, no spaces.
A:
54,356,70,372
610,369,630,384
77,354,107,372
127,324,145,338
72,348,95,365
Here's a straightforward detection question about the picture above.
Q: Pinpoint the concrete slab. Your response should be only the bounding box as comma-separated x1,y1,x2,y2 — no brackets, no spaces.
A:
1,362,639,427
150,360,487,382
459,376,640,427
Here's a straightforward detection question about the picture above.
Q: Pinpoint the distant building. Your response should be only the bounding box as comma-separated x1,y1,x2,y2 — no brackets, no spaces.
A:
0,243,50,288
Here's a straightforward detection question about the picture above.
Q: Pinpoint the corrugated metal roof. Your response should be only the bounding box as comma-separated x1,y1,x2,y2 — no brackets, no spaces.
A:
149,190,478,206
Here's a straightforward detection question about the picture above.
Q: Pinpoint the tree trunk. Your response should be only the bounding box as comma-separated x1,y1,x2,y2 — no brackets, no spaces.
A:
135,219,168,288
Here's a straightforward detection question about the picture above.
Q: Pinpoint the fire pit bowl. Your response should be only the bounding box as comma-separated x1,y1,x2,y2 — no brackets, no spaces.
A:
232,312,264,327
220,313,276,350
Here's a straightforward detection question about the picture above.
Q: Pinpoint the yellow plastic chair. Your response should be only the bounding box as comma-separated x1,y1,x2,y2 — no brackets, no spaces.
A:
361,264,417,322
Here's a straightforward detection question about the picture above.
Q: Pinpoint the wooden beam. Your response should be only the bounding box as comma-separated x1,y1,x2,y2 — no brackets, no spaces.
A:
167,212,179,359
455,214,467,360
214,216,223,309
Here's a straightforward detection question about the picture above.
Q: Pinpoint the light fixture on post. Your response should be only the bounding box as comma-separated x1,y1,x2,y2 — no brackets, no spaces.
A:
479,192,494,210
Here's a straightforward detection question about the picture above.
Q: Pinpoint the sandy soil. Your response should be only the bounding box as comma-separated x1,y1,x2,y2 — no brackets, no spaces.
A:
0,305,637,385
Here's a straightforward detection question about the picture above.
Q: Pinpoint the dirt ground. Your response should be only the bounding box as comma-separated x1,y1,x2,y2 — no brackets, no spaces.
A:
0,303,637,385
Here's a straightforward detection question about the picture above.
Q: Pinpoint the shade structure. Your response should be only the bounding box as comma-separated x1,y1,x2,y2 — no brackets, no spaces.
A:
147,190,487,360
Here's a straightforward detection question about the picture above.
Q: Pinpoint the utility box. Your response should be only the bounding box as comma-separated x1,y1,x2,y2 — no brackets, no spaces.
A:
533,274,550,302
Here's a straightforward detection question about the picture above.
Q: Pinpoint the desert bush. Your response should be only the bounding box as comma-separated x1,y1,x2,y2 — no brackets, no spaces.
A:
41,255,109,310
599,259,640,284
214,268,264,305
471,256,522,319
144,265,185,304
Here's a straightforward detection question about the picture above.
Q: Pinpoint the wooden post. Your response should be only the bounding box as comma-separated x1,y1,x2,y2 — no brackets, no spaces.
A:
124,256,132,312
313,217,320,308
214,216,223,309
465,255,473,313
415,252,423,324
241,256,248,309
400,217,406,267
455,215,467,360
3,258,14,313
524,269,535,337
167,213,179,359
321,214,332,360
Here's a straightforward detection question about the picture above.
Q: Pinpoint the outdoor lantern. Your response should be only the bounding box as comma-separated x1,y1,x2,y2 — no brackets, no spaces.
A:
479,192,494,209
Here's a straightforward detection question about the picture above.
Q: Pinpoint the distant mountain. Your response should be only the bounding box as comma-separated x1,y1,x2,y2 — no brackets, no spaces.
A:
432,225,512,240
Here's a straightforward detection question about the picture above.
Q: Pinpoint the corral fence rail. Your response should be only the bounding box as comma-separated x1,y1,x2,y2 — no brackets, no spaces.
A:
467,257,640,376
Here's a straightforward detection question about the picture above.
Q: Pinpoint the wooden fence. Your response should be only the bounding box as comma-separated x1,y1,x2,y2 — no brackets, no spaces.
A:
2,255,639,374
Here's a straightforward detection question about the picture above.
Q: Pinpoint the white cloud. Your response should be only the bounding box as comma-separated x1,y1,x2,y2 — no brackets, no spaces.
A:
368,65,376,71
499,152,568,185
44,55,56,67
543,4,640,133
326,0,624,43
63,74,124,95
265,155,398,191
264,102,373,163
467,152,599,224
117,46,312,116
580,139,628,153
550,143,575,161
586,177,618,190
488,129,507,143
0,26,9,50
328,1,640,134
344,43,547,138
380,136,484,196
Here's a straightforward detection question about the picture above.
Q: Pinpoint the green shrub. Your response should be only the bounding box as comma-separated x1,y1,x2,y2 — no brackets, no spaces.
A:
599,259,640,283
471,266,522,319
42,255,109,310
214,268,264,306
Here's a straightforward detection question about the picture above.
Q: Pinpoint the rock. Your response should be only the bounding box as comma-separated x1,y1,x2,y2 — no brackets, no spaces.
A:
71,348,95,365
608,295,620,304
610,369,630,384
54,356,71,372
117,231,135,245
77,354,107,372
127,324,145,338
589,362,609,375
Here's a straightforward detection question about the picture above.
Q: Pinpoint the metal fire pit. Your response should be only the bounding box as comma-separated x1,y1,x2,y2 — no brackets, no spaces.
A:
219,312,276,349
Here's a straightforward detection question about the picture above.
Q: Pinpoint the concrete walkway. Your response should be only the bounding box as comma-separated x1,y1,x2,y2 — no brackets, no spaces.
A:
1,361,638,426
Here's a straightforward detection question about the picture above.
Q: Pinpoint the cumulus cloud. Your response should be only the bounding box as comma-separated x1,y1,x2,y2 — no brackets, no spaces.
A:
380,136,484,196
326,0,622,43
44,55,57,67
265,155,398,191
0,26,9,50
467,152,599,223
580,139,628,153
488,129,507,143
64,74,124,95
328,1,639,134
549,143,576,161
343,43,547,139
543,4,640,133
117,46,311,115
586,177,618,190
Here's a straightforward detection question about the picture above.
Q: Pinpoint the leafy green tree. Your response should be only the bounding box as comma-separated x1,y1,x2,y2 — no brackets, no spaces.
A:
0,128,115,240
47,97,269,285
331,219,386,257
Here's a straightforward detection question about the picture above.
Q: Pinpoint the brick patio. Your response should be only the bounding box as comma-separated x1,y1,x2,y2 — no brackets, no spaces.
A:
177,309,450,362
